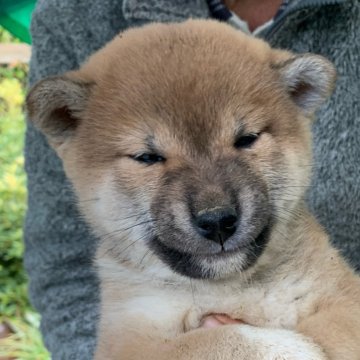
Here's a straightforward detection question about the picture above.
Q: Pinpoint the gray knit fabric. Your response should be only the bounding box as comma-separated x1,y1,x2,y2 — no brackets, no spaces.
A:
25,0,359,358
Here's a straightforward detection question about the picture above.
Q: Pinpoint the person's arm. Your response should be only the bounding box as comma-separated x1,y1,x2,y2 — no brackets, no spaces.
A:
24,1,127,358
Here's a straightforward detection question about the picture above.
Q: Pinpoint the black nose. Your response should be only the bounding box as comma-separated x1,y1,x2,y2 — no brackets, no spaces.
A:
194,207,238,245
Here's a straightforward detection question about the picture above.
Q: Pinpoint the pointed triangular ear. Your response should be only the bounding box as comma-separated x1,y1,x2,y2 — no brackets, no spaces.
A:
274,54,336,116
26,74,93,149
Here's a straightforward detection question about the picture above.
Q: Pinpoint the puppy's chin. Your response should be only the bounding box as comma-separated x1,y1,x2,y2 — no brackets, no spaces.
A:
149,226,271,279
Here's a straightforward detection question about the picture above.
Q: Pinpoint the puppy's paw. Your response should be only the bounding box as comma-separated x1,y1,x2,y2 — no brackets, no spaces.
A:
238,325,327,360
183,306,204,332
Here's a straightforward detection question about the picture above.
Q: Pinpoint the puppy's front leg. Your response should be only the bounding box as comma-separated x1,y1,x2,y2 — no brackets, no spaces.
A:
95,322,326,360
298,305,360,360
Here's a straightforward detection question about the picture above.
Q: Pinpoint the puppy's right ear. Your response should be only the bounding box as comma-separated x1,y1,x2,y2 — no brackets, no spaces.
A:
272,53,336,117
26,75,92,150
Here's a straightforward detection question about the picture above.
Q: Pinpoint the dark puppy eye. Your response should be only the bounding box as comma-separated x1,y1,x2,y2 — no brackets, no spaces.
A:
131,153,166,165
234,133,260,149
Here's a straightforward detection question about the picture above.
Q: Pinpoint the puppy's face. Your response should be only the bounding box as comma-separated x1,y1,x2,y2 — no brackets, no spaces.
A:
27,20,335,279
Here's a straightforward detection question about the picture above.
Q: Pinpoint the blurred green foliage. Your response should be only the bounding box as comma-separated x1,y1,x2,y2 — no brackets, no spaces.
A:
0,75,27,319
0,27,50,359
0,314,49,359
0,26,20,43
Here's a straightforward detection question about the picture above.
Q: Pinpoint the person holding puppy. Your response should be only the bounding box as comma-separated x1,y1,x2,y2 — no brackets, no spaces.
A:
25,0,360,358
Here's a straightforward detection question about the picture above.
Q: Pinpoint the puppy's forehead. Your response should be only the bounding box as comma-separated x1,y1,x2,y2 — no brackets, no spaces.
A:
83,21,284,146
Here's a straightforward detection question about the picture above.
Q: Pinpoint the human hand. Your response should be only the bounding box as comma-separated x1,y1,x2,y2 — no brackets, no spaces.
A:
200,314,244,329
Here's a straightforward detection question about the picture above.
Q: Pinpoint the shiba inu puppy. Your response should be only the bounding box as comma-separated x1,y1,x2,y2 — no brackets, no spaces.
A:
27,20,360,360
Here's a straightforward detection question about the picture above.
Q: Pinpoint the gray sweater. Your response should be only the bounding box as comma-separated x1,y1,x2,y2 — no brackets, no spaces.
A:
25,0,360,359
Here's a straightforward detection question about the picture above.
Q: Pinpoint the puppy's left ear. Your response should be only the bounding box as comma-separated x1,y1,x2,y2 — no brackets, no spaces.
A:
26,73,93,151
274,54,336,116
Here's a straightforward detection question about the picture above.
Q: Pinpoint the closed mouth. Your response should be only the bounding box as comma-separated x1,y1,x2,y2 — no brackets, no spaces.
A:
149,224,271,279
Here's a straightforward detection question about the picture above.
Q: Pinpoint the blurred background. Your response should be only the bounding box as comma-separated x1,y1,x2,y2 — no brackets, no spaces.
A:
0,0,50,358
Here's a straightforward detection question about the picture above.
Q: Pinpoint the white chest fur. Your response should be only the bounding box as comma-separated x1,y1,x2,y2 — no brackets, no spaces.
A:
99,256,317,337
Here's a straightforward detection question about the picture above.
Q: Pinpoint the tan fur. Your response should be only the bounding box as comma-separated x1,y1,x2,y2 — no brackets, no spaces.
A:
27,20,360,359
